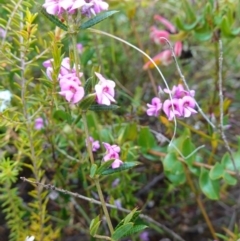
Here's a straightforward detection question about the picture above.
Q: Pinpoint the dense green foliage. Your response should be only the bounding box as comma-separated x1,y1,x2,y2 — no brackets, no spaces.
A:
1,0,240,241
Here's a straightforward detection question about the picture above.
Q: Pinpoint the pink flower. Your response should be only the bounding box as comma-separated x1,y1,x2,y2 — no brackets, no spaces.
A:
112,159,123,169
0,28,6,38
94,72,116,106
81,0,109,17
163,98,182,120
43,58,53,68
70,0,87,11
86,136,100,152
146,97,162,117
143,50,172,69
59,72,82,86
154,14,176,33
164,84,195,98
43,0,65,16
150,26,170,44
76,43,83,54
43,0,86,15
103,142,123,169
181,96,197,118
114,199,122,208
112,178,120,187
34,118,45,130
140,231,150,241
174,41,183,57
103,142,120,153
43,57,81,81
103,150,119,162
59,80,84,104
144,15,183,70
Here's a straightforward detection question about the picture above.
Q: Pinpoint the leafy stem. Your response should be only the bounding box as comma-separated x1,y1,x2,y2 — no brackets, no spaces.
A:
70,32,114,235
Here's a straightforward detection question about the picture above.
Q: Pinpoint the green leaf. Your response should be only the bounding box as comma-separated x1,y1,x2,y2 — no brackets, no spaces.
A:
137,127,157,150
223,172,237,186
221,151,240,171
53,110,72,123
84,77,95,94
89,216,101,236
203,2,213,16
189,155,202,176
40,7,68,31
220,16,240,37
80,10,119,29
172,161,184,175
209,163,225,180
123,208,139,225
123,225,148,237
220,16,231,36
79,94,96,110
112,223,133,241
81,48,95,66
167,129,190,153
96,160,115,175
90,164,98,178
181,137,195,166
194,29,212,41
89,104,119,111
199,168,220,200
163,152,178,172
118,123,138,144
182,0,196,22
165,171,186,185
175,16,199,31
101,162,139,175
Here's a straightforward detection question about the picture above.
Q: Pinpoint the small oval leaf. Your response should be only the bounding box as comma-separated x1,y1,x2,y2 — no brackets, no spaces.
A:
223,172,237,186
199,167,220,200
209,163,225,180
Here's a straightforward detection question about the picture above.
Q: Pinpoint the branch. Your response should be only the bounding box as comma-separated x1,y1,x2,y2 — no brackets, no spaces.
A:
218,40,239,180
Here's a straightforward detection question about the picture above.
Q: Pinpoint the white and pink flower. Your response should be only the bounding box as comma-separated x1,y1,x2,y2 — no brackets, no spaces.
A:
103,142,123,169
146,97,162,117
86,136,100,152
94,72,116,106
59,80,84,104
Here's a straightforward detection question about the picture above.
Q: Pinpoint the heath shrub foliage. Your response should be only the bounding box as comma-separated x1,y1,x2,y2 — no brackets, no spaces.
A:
1,1,240,241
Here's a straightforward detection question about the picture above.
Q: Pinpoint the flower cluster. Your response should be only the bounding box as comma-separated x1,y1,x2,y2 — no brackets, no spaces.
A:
143,15,183,69
43,57,117,106
43,57,85,104
43,0,108,17
103,142,123,168
146,84,197,120
86,137,123,169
